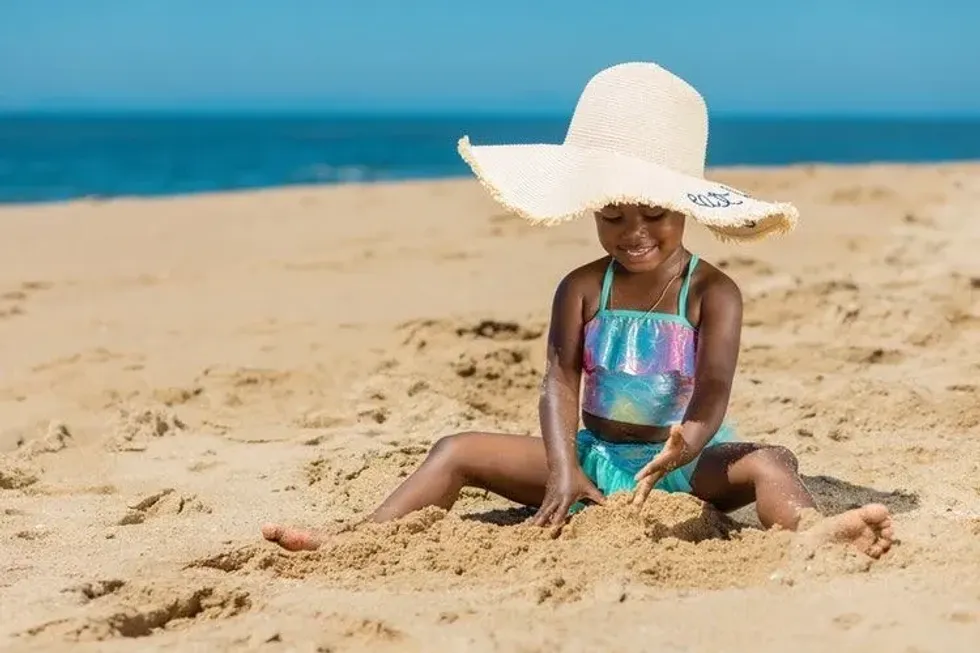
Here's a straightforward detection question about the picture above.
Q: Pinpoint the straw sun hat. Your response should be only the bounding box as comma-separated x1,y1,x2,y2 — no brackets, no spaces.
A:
457,62,799,242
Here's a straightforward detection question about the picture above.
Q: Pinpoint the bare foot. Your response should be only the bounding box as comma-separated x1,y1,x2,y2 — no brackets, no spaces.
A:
804,503,894,558
261,523,322,551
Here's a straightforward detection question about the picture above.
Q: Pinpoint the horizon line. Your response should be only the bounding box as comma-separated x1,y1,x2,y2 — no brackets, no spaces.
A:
2,108,980,121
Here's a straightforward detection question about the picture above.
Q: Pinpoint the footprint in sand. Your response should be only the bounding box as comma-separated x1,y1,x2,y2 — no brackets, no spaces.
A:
150,386,203,407
0,281,53,319
454,319,544,342
829,346,906,366
63,579,126,604
902,212,938,228
0,458,41,490
20,280,54,292
397,317,544,350
0,421,69,490
20,583,251,642
14,420,73,458
0,304,25,319
117,488,212,525
105,406,186,452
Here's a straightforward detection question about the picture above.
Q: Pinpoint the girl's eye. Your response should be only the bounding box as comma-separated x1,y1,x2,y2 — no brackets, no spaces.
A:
643,210,667,220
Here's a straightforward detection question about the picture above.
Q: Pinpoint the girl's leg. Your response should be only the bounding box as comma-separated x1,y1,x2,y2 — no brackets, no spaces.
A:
370,431,549,521
689,442,815,528
262,432,550,550
689,442,894,558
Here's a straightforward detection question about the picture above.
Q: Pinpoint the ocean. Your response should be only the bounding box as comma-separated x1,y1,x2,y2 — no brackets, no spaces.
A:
1,113,979,204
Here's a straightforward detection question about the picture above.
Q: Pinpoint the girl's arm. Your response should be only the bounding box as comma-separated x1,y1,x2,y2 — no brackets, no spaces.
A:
529,267,606,525
538,273,586,474
678,273,743,460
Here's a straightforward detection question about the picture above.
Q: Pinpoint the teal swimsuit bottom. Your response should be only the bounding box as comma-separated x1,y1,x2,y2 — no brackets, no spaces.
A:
574,423,737,503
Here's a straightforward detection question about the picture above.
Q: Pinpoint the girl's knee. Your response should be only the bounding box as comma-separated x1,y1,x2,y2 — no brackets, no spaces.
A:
427,432,486,483
428,431,481,463
750,444,799,473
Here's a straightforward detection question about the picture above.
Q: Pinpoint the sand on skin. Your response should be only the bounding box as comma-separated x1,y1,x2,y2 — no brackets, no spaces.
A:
1,163,980,652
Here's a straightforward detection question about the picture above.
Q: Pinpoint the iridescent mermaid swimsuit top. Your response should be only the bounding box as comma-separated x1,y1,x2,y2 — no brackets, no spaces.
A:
582,255,700,427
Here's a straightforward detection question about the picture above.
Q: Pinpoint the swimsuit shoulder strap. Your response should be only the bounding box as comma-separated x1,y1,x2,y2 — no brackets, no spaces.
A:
598,258,616,311
677,254,700,318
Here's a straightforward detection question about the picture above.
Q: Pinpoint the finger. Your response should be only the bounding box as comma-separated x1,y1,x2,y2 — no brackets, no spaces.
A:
535,502,558,527
632,472,664,506
529,501,555,527
632,479,654,506
634,457,665,482
550,500,572,525
586,486,606,505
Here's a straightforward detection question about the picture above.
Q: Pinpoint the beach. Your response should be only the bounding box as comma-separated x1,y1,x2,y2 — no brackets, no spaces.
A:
2,162,979,652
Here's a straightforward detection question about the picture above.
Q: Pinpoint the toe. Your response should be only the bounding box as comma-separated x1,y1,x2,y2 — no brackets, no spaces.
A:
863,503,890,523
261,523,283,541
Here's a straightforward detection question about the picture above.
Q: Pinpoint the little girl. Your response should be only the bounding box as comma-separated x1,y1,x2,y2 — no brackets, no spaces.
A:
262,62,894,558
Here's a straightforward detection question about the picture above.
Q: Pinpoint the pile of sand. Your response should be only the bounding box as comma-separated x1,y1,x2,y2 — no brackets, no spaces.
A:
191,491,889,606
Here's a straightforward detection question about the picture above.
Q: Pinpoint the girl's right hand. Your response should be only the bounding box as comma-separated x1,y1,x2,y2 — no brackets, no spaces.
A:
529,467,605,526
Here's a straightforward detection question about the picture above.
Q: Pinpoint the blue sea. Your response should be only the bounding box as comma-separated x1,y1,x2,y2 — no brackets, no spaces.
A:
1,113,979,204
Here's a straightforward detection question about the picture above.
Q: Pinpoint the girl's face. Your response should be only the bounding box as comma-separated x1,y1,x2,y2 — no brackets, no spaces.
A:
594,203,686,273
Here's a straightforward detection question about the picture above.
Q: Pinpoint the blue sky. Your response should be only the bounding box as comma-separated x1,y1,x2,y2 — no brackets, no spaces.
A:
0,0,977,116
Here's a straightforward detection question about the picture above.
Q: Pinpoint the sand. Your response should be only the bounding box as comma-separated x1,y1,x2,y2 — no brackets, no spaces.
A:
2,163,980,652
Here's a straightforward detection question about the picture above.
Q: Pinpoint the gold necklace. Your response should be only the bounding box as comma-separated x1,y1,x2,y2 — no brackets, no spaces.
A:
609,251,690,314
644,252,689,315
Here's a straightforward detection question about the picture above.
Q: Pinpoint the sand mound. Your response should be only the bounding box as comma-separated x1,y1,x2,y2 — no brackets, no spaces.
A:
189,493,887,604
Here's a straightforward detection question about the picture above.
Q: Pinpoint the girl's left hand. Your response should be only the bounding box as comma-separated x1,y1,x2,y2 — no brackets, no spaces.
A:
632,425,690,507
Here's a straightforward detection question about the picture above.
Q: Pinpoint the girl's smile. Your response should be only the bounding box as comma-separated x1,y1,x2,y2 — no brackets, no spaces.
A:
617,242,659,265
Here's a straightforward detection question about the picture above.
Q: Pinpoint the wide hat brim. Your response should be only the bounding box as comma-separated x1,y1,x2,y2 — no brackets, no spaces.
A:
457,136,799,243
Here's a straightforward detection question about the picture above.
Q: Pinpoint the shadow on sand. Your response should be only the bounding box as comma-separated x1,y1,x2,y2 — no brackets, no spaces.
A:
460,475,919,532
462,506,536,527
729,474,919,528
